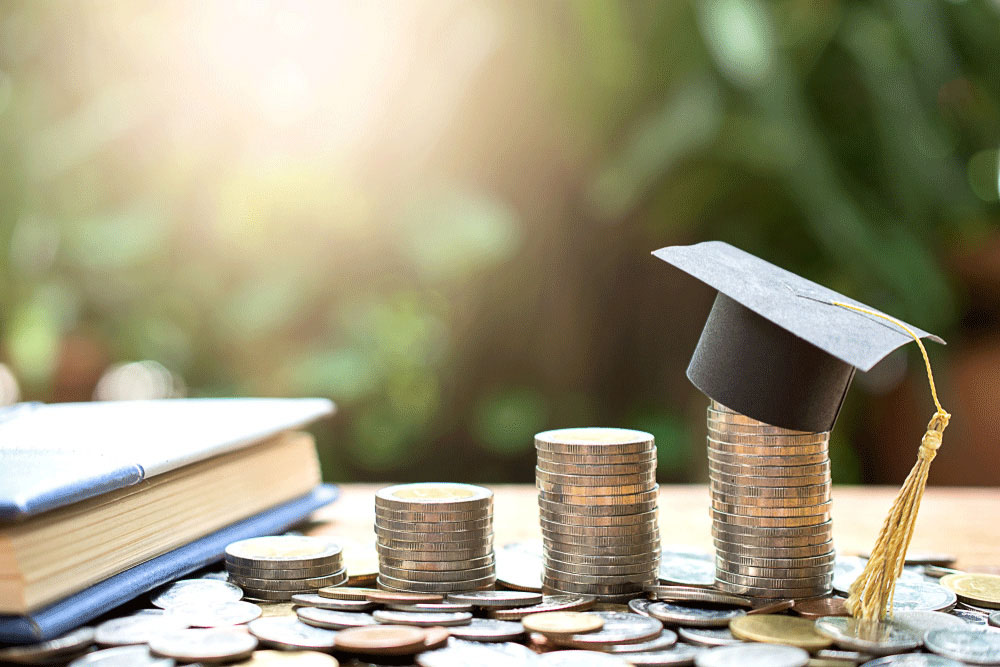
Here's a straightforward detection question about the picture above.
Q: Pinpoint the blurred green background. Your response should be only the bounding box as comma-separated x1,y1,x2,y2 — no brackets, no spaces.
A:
1,0,998,485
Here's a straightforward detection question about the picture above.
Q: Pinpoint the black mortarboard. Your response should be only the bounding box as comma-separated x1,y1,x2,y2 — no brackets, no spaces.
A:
653,241,944,433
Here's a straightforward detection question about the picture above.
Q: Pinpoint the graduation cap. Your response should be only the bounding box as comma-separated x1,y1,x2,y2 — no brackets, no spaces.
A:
652,240,944,433
653,240,952,621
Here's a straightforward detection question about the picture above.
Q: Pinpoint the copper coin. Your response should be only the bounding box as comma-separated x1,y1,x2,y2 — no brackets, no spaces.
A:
422,626,450,650
334,625,428,655
748,599,795,615
791,596,848,619
365,591,444,604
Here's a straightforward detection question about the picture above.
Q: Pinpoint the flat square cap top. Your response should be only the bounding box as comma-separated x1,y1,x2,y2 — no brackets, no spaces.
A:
653,241,943,372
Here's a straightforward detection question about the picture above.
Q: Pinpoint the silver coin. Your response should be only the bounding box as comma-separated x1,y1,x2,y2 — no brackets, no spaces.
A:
618,644,705,666
860,655,966,666
952,608,990,625
629,598,654,616
379,553,496,571
247,616,338,650
644,586,752,608
659,553,716,587
814,616,923,656
694,643,809,667
491,594,596,620
548,557,659,577
388,601,474,612
375,516,493,532
379,563,496,582
290,592,377,611
602,629,678,652
881,579,958,612
678,626,742,647
0,626,95,664
148,628,257,663
416,638,540,666
448,590,543,607
225,562,342,580
814,648,873,663
893,610,966,635
375,544,494,561
375,525,494,542
165,600,261,627
495,542,543,592
832,557,923,595
447,618,526,642
646,602,745,628
371,609,472,626
550,610,663,647
94,615,189,646
68,646,174,666
541,575,649,595
225,536,343,570
536,650,631,666
992,611,1000,627
376,572,497,592
375,482,493,510
150,579,244,609
296,607,377,629
924,627,1000,664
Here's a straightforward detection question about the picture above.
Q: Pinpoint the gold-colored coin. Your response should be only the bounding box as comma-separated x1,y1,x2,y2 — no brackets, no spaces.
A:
233,651,339,666
522,611,604,635
729,614,833,650
257,602,297,618
940,573,1000,609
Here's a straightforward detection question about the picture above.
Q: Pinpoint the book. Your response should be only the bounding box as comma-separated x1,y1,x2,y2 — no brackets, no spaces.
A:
0,398,335,614
0,484,339,644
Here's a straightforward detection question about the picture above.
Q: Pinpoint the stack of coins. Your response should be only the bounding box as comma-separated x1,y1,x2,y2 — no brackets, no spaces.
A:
375,483,495,593
535,428,660,602
225,536,347,601
707,401,835,598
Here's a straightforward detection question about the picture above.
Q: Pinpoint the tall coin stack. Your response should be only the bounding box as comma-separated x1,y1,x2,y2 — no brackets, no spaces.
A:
707,401,835,598
225,536,347,601
535,428,660,602
375,483,496,593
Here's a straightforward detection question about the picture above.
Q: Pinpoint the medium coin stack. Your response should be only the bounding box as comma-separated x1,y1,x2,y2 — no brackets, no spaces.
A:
375,482,496,593
535,427,660,602
225,535,347,601
707,401,835,599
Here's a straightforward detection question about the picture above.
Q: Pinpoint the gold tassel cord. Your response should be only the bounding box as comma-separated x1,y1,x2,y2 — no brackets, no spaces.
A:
832,301,951,621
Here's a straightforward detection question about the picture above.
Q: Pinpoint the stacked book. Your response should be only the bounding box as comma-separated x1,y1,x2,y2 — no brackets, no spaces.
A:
0,398,337,643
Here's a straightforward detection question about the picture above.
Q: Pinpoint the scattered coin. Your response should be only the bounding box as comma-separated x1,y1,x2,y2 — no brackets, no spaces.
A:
94,615,189,646
858,655,965,667
940,573,1000,610
659,550,716,587
296,607,378,629
248,617,339,651
371,609,472,627
629,598,654,616
389,601,474,612
536,650,631,666
730,614,832,650
447,618,526,642
892,610,966,635
422,626,451,650
232,650,340,666
992,611,1000,627
694,643,809,667
791,596,848,619
68,645,175,666
166,600,262,627
522,611,604,635
148,628,258,663
924,627,1000,664
150,579,244,608
495,541,544,592
550,611,663,647
365,590,444,604
291,593,376,611
678,626,742,647
644,585,752,608
951,608,990,625
416,639,540,666
647,601,745,628
0,626,96,664
622,643,706,666
448,590,543,607
814,617,923,656
491,594,596,620
334,624,429,655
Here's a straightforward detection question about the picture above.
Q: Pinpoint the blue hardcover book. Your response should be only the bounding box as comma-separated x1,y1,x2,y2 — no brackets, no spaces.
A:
0,485,339,643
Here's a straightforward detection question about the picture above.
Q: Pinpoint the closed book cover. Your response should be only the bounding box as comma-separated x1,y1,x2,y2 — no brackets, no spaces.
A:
0,484,339,644
0,398,335,521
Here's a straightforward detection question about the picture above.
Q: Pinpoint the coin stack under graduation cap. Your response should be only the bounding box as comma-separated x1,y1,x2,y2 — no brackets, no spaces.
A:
224,535,347,601
707,401,835,599
535,427,660,602
375,482,496,593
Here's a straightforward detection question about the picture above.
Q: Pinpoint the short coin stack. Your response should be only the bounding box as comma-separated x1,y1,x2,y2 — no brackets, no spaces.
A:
707,401,835,598
224,535,346,601
535,427,660,602
375,482,495,593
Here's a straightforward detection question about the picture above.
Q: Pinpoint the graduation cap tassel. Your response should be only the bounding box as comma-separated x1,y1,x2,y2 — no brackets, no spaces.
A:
833,302,951,621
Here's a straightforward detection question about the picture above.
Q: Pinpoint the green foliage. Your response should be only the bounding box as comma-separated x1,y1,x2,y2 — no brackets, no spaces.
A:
0,0,996,481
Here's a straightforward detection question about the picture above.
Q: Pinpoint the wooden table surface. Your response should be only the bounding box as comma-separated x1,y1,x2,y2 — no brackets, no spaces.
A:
311,484,1000,568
